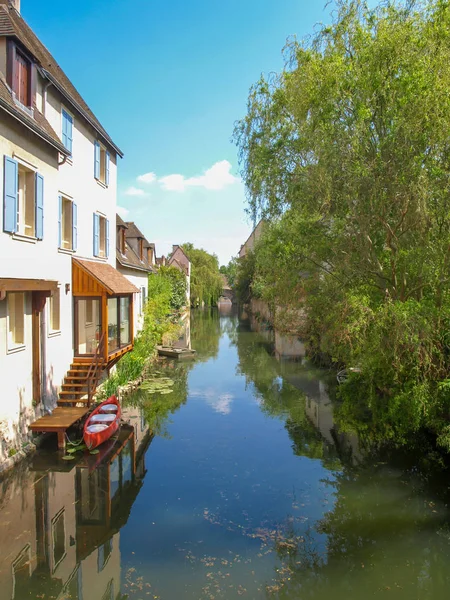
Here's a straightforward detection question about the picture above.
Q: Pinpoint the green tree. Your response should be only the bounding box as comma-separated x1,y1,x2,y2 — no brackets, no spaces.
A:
157,265,187,311
233,0,450,448
220,256,239,289
181,243,223,306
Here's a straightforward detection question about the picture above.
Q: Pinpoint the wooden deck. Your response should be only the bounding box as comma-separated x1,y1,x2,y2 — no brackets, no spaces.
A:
30,407,89,450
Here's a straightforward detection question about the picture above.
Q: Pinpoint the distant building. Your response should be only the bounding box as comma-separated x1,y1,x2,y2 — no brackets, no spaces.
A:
239,220,265,259
116,216,156,334
167,245,191,306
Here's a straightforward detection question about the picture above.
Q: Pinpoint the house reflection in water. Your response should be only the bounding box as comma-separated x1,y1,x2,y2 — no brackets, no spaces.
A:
0,421,152,600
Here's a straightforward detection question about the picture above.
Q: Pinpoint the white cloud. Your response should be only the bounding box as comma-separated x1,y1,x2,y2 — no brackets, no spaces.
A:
190,388,234,415
117,206,129,218
159,174,187,192
137,172,156,184
124,186,148,197
159,160,240,193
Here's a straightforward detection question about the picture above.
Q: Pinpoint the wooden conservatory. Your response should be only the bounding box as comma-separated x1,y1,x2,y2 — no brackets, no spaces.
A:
72,258,138,366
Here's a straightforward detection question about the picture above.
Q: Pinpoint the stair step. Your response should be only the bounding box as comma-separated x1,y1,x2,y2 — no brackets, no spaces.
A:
65,375,88,381
61,383,88,389
57,400,89,406
59,391,88,398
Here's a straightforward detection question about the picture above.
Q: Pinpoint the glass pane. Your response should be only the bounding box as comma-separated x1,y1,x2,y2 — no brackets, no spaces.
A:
119,297,130,347
108,298,118,353
76,299,101,354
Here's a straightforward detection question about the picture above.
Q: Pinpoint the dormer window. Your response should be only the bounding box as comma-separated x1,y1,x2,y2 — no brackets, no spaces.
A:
117,227,126,255
7,42,34,109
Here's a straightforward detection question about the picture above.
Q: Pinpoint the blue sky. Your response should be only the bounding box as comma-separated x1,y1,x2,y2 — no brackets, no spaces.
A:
24,0,346,265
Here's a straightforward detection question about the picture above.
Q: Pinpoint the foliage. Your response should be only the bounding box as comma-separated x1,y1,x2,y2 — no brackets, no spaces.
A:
233,0,450,447
181,243,223,306
157,265,187,311
124,363,190,436
220,257,239,289
100,273,179,398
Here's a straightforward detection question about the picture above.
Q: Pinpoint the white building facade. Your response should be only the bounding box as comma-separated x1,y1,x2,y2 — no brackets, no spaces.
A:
0,0,134,460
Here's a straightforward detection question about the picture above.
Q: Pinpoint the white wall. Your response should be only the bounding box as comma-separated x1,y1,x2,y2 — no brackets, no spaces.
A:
0,75,119,455
117,266,148,335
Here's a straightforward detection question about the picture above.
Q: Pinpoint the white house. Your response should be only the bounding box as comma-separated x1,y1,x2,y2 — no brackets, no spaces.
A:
168,244,191,307
0,0,137,459
116,215,156,335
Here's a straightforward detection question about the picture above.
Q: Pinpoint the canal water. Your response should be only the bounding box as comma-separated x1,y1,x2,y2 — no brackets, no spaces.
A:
2,307,450,599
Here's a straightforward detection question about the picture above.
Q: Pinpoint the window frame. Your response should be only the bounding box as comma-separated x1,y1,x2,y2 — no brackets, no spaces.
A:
7,41,35,110
61,108,74,156
51,508,66,574
48,288,61,336
60,195,73,251
6,292,25,353
94,141,110,187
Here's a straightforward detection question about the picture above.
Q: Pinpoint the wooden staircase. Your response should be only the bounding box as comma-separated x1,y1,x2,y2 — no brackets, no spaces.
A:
58,334,106,408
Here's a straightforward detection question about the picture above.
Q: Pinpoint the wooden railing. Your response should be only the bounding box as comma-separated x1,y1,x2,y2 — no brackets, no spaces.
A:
86,332,106,406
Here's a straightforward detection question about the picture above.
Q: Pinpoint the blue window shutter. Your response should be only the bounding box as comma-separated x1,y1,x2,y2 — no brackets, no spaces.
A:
58,195,62,248
72,202,77,251
62,113,67,148
105,218,110,258
105,152,110,186
3,156,18,233
94,141,100,179
67,113,73,155
93,213,99,256
35,173,44,240
62,110,73,154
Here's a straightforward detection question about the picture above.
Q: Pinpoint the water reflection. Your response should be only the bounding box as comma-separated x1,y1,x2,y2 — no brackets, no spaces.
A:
0,423,150,600
3,310,450,599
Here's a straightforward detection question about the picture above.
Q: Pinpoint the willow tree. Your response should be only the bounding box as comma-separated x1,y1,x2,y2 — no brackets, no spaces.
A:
181,243,223,307
234,0,450,447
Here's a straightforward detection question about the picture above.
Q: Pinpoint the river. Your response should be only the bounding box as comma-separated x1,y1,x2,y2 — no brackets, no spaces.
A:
1,307,450,599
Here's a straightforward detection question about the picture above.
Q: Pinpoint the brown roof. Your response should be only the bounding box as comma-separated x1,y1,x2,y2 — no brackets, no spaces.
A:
116,214,128,229
0,3,122,156
0,75,68,154
124,222,146,239
74,258,139,295
116,242,156,274
168,257,189,276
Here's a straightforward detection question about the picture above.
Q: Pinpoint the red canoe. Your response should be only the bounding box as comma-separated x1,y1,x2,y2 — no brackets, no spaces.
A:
83,395,121,450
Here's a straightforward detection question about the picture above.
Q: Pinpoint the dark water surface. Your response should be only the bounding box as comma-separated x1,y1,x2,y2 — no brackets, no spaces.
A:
2,308,450,599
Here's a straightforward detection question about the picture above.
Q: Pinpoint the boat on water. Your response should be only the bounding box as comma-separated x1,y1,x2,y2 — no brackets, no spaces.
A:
157,345,197,359
83,395,121,450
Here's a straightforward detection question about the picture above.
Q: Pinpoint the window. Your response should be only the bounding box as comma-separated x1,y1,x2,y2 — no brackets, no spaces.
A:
61,109,73,154
3,156,43,239
86,299,93,324
107,296,131,353
51,509,66,572
117,227,126,255
93,213,109,258
17,164,35,237
98,539,113,572
140,286,146,314
7,292,25,349
11,545,31,599
7,42,34,108
94,141,110,186
58,196,77,251
49,288,60,332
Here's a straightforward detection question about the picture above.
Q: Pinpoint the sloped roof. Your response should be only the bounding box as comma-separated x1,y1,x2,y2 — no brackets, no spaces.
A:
0,3,122,156
116,214,128,229
74,258,139,295
0,75,68,154
116,242,156,274
168,257,189,276
124,222,146,239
